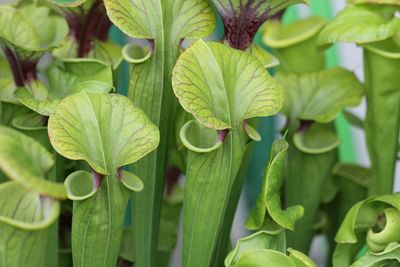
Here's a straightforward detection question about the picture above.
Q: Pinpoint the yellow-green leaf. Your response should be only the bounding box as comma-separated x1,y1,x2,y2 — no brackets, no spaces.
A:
173,40,283,130
48,92,159,175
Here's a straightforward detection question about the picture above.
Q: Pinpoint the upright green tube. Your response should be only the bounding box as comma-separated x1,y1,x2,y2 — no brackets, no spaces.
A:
104,2,216,266
363,38,400,195
263,17,337,253
172,40,283,267
316,2,400,194
263,16,327,73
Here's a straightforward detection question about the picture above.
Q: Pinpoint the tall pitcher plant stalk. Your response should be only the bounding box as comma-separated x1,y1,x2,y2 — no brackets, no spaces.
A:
103,2,216,265
317,0,400,195
263,16,364,252
1,0,400,266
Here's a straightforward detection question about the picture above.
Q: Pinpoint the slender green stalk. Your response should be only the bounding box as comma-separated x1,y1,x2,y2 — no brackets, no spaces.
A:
104,2,215,265
285,136,337,252
316,3,400,194
183,130,248,267
45,155,66,267
363,40,400,195
172,40,283,267
48,92,159,267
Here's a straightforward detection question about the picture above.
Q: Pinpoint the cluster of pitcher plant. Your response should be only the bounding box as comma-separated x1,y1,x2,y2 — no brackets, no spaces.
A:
0,0,399,266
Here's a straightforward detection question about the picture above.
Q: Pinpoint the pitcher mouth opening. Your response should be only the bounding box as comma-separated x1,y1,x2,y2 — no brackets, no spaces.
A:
263,16,327,48
364,38,400,59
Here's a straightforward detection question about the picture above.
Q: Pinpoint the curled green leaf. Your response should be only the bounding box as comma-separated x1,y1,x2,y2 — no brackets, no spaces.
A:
293,123,340,154
288,248,317,267
277,68,364,123
12,112,47,131
351,243,400,267
180,120,223,153
47,0,88,7
264,16,326,48
122,42,153,64
235,249,295,267
246,138,304,231
225,230,287,267
225,231,316,267
15,58,113,116
333,193,400,266
263,16,326,72
348,0,400,6
0,181,60,267
317,5,400,47
248,43,280,68
0,181,60,230
0,126,66,199
64,170,97,201
120,170,144,192
0,4,68,57
244,121,262,142
366,208,400,253
333,163,371,188
174,38,284,267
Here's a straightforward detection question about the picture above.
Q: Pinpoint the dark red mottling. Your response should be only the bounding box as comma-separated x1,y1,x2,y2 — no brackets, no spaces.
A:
217,1,273,50
221,8,263,50
165,166,181,196
298,120,314,133
64,0,112,57
93,169,105,189
218,129,229,142
3,47,38,87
